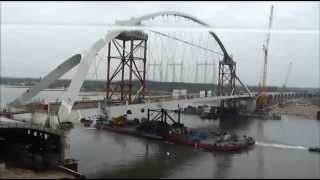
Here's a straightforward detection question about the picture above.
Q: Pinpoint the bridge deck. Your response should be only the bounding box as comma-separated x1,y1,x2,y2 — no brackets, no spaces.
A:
0,118,64,137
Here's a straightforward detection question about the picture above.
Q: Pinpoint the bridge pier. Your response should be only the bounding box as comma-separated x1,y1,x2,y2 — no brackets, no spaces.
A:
218,97,256,118
0,161,5,173
60,132,70,162
59,131,78,171
219,99,239,117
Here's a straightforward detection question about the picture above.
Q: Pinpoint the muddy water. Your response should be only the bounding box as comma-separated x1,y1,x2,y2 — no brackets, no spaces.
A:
1,86,320,178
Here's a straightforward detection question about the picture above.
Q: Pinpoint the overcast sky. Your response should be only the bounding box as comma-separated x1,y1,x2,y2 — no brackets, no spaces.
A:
1,1,319,88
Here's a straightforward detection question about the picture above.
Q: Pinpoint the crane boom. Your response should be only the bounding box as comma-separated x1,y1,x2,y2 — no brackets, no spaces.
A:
279,61,292,106
261,5,274,91
283,61,292,89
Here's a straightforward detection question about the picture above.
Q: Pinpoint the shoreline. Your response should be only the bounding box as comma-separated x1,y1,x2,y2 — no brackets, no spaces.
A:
0,166,77,179
270,98,319,120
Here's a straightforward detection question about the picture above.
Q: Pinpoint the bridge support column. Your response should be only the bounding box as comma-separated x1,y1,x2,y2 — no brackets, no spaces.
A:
0,162,5,173
60,131,78,171
60,132,71,162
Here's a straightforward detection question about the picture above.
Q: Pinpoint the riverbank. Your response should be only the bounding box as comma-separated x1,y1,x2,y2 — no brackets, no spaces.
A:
0,167,76,179
270,98,319,119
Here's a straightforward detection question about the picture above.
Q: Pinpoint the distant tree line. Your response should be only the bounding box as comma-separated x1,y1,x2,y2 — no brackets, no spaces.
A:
0,76,313,94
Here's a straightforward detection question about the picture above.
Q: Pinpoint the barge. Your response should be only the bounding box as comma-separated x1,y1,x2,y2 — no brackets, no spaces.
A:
88,108,255,153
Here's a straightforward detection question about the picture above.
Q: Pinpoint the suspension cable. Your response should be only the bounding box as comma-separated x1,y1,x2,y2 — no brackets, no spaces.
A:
149,30,224,56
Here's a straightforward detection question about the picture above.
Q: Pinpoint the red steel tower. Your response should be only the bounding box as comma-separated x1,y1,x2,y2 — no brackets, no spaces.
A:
106,31,148,104
217,60,236,96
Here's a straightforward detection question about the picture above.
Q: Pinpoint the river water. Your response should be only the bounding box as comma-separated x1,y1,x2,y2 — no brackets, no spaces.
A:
1,85,320,178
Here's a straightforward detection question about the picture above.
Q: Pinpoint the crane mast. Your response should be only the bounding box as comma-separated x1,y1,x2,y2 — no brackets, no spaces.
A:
279,61,292,106
282,61,292,89
257,5,274,111
261,5,274,93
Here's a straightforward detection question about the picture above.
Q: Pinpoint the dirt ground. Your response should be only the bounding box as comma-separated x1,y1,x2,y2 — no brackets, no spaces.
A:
270,98,320,119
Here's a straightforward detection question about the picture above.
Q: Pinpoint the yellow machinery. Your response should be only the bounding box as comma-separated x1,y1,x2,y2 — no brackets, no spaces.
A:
112,115,125,125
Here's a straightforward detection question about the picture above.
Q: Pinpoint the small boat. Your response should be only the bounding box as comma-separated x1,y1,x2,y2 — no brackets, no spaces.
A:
309,147,320,153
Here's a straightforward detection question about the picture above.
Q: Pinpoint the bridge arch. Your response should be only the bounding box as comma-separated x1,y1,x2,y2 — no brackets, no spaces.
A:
116,11,232,62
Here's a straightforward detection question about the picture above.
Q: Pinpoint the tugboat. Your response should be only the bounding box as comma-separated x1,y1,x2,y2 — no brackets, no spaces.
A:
91,106,255,153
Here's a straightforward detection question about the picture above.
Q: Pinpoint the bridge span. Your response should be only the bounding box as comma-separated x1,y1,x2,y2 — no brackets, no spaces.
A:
1,91,314,117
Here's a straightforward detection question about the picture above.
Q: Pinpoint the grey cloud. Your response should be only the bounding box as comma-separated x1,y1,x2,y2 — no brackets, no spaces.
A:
1,1,319,88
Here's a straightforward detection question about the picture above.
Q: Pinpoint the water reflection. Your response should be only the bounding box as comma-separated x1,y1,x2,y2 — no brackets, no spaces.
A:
98,141,202,179
0,141,61,171
212,154,232,179
256,119,264,178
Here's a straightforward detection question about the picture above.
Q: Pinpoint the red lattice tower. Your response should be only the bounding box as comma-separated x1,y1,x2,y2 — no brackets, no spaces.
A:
217,60,236,96
106,31,148,104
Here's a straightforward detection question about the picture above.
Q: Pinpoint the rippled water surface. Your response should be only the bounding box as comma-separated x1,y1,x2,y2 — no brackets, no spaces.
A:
1,86,320,178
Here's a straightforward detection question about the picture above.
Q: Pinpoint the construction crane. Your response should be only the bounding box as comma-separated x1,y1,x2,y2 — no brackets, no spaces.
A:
257,5,274,111
279,61,292,106
282,61,292,90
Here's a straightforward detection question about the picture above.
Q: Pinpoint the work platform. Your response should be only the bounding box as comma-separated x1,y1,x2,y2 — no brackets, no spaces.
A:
115,31,148,41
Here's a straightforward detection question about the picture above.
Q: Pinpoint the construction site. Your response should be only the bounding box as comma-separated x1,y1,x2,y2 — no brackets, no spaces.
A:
1,2,319,179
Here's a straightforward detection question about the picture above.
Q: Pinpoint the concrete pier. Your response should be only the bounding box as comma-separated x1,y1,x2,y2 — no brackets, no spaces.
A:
0,162,6,172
